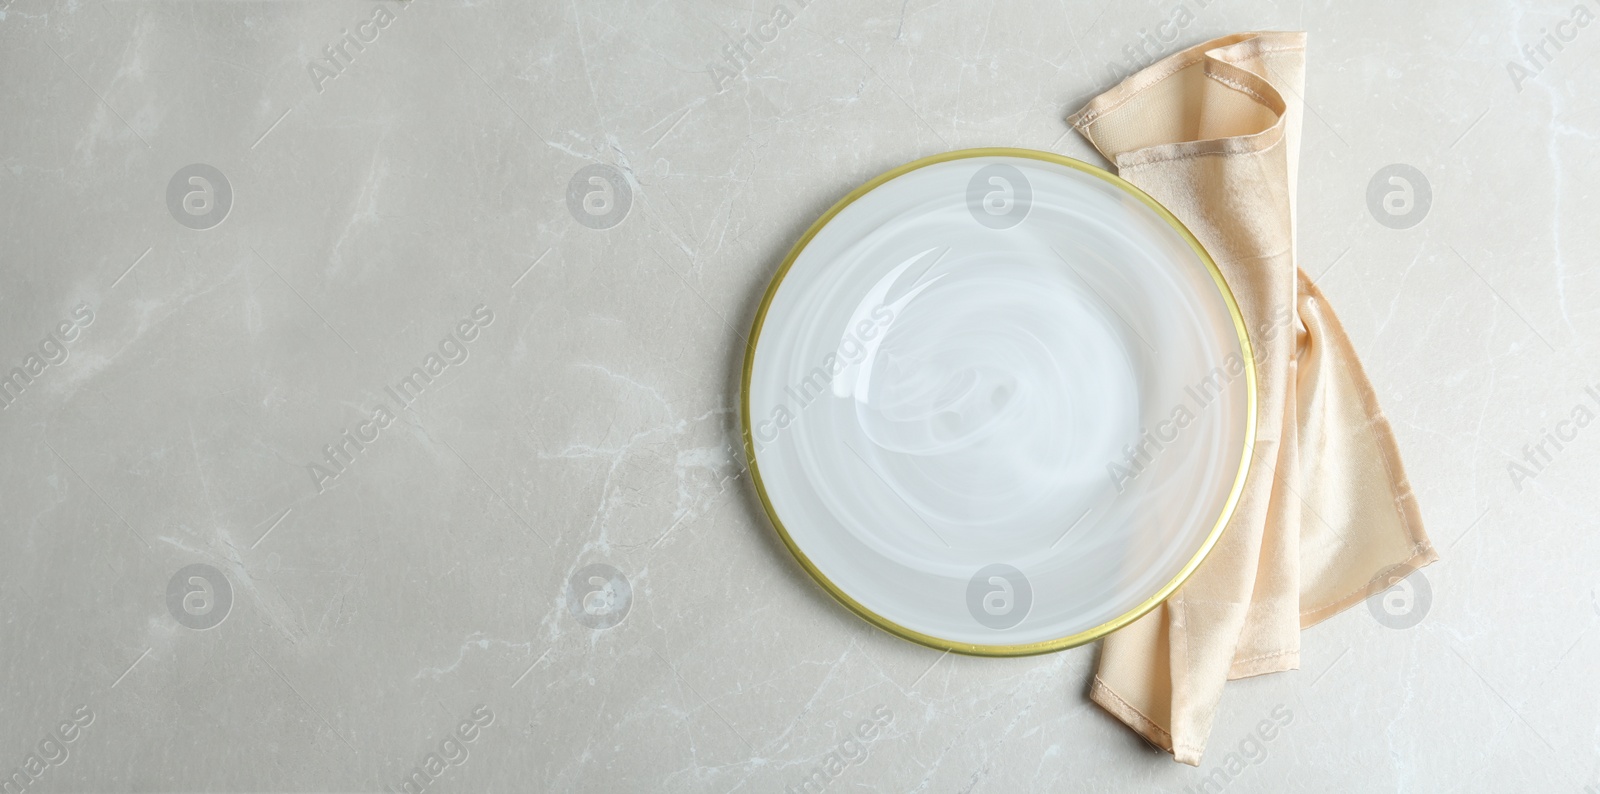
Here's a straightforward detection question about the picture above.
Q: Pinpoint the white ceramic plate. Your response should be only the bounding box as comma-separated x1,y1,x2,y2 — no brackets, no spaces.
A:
743,149,1254,655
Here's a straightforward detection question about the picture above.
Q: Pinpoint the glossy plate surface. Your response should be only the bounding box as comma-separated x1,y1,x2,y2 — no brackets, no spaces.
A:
743,149,1254,655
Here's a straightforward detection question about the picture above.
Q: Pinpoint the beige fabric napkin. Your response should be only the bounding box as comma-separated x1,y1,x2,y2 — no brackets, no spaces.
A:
1066,31,1438,766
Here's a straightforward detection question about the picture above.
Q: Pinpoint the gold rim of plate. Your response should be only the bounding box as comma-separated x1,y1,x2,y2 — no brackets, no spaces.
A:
739,147,1257,657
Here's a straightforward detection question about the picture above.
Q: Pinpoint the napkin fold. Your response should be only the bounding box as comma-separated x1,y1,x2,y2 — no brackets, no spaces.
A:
1066,32,1438,766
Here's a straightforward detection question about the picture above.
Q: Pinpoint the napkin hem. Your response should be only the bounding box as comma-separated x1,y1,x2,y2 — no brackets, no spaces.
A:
1294,274,1438,627
1068,32,1305,128
1301,542,1439,627
1229,650,1299,680
1067,32,1306,170
1114,127,1284,170
1088,676,1176,754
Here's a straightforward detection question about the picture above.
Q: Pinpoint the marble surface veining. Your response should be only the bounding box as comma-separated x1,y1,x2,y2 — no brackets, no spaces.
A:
0,0,1596,791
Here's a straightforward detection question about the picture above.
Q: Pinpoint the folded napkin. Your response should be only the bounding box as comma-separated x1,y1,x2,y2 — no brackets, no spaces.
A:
1066,32,1438,765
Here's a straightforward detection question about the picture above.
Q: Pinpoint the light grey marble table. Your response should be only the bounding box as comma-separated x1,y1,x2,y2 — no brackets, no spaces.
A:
1,0,1594,791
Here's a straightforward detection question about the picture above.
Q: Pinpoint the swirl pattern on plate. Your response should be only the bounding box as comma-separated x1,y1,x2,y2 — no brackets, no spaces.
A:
747,153,1250,649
